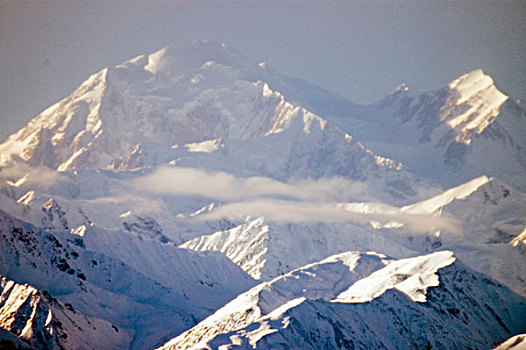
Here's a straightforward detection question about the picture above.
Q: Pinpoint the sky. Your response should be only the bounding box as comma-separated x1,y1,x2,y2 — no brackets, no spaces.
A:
1,0,525,142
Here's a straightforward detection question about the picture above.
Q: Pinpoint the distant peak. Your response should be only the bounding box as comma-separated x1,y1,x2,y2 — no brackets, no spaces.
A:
401,175,514,216
440,69,509,144
392,83,409,93
448,69,506,102
401,176,490,214
144,40,248,76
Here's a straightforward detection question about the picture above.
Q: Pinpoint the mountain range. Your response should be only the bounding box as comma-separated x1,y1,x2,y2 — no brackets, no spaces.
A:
0,40,524,349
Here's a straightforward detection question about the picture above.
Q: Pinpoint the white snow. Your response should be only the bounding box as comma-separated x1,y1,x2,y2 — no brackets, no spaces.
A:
157,251,474,350
495,334,526,350
0,275,133,350
144,47,168,74
7,174,28,187
185,138,223,153
401,175,491,215
180,216,269,279
17,191,35,206
444,70,508,144
511,228,526,247
71,225,87,237
0,41,525,350
119,210,132,218
333,250,455,303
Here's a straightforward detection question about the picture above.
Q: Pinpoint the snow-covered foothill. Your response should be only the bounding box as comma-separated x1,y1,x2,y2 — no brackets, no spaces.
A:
0,208,255,349
0,275,132,350
159,250,526,350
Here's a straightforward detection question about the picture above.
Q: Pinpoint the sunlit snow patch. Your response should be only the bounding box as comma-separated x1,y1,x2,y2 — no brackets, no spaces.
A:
443,69,508,144
333,250,455,303
401,175,491,215
184,138,223,153
119,210,132,218
71,225,87,237
7,174,28,187
17,190,35,206
494,334,526,350
189,203,216,217
511,228,526,247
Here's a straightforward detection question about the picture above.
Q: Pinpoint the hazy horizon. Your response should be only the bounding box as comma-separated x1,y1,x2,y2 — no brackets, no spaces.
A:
1,0,525,142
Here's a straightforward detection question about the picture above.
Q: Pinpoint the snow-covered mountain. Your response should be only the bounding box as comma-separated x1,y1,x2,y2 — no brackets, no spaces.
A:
159,251,526,350
0,41,352,171
179,216,413,281
0,275,132,350
331,69,526,191
0,41,427,205
401,175,526,295
180,175,526,297
1,41,525,349
0,207,255,349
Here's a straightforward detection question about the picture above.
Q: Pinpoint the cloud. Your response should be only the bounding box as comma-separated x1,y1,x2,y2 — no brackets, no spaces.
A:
132,166,462,235
80,195,164,216
198,199,462,235
0,160,65,188
133,166,373,202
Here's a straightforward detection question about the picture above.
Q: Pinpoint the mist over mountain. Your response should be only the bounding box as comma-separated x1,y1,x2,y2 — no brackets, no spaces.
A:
0,41,524,349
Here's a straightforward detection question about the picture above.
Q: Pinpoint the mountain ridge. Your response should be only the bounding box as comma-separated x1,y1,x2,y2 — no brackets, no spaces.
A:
330,68,526,191
0,41,525,349
159,250,526,350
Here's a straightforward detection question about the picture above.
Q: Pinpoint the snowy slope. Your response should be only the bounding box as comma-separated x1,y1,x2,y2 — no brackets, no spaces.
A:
0,275,132,350
400,176,526,295
0,41,525,349
180,217,269,279
180,175,526,298
0,42,346,171
0,41,428,205
400,175,494,215
159,251,526,350
180,216,416,281
0,208,255,349
0,41,361,173
331,69,526,191
512,229,526,248
495,334,526,350
401,175,526,245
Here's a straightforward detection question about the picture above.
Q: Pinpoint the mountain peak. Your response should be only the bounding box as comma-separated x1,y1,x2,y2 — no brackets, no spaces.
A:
0,41,286,171
400,175,516,215
392,83,410,94
443,69,508,143
143,41,251,76
448,69,499,99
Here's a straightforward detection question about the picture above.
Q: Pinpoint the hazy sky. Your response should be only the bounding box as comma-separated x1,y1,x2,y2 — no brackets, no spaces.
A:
1,0,525,142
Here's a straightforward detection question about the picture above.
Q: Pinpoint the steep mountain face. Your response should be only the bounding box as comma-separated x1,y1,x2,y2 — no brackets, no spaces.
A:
180,175,526,297
0,42,347,172
0,41,425,205
331,69,526,191
0,208,255,349
400,176,526,295
179,216,415,281
159,251,526,350
1,41,525,349
0,275,132,350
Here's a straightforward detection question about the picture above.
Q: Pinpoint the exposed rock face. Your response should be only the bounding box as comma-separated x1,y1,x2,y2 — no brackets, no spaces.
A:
0,275,132,350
